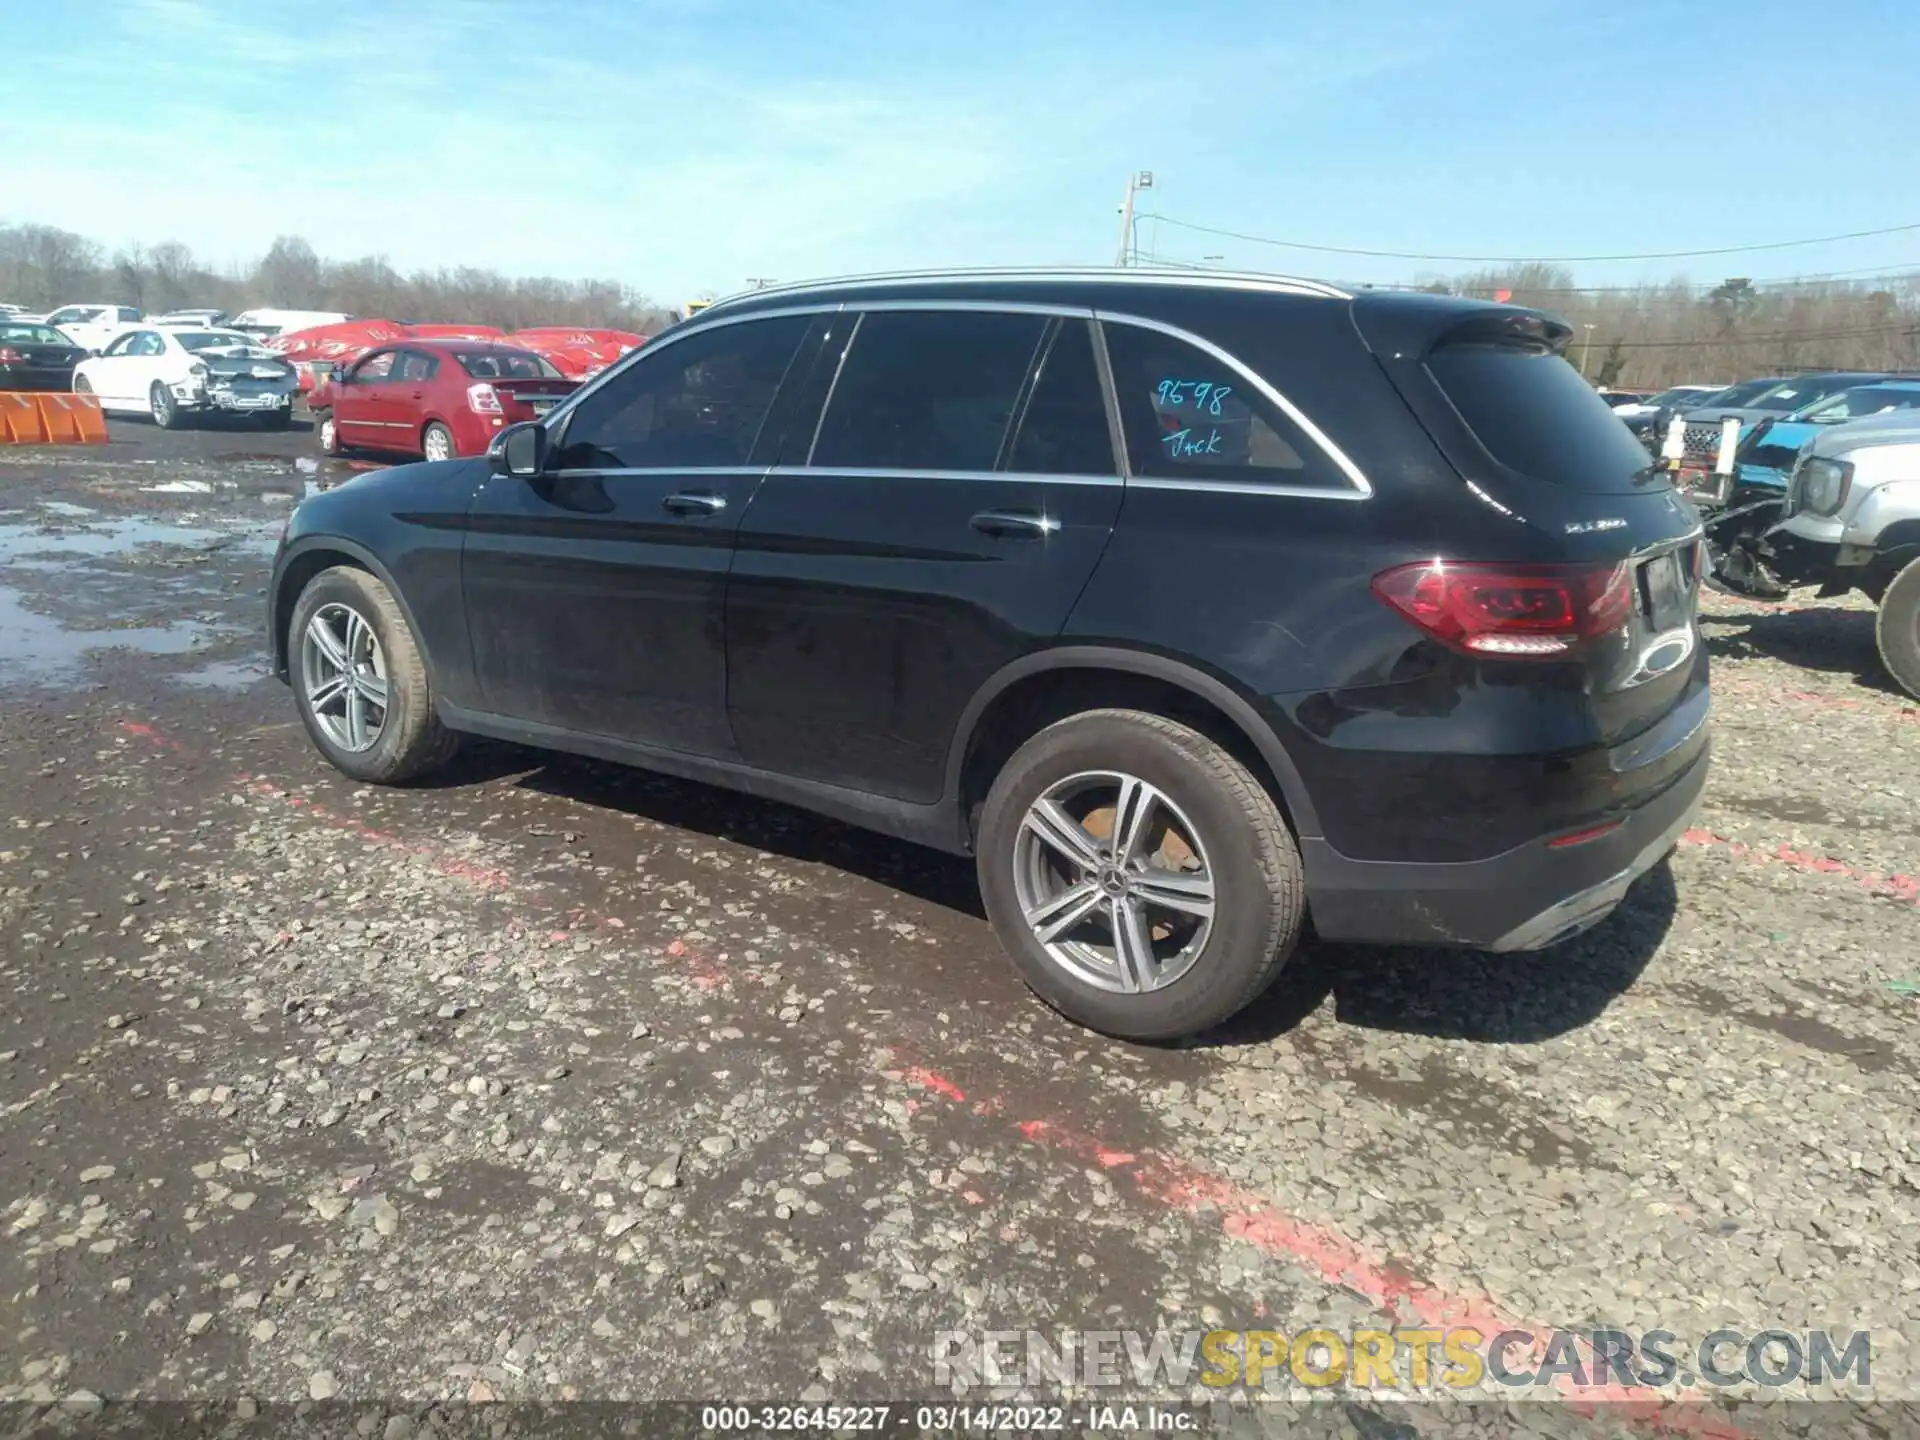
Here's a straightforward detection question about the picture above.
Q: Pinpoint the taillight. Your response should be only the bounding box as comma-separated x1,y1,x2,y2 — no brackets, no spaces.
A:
0,348,24,364
467,382,503,414
1370,560,1634,657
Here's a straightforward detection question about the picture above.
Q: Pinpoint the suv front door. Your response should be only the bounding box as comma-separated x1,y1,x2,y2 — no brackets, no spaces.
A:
460,312,817,754
724,306,1125,802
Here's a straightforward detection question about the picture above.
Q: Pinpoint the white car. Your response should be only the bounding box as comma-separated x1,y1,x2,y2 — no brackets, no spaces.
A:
73,325,299,430
43,303,145,352
1611,383,1726,421
151,308,231,328
228,308,353,340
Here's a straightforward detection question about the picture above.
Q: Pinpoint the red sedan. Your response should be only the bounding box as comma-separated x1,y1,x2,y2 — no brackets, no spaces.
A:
308,339,578,461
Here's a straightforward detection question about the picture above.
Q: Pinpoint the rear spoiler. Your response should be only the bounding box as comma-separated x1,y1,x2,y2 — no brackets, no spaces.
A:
1349,291,1571,361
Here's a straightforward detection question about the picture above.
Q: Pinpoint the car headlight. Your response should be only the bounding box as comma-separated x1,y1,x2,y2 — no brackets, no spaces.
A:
1798,456,1853,516
188,361,208,380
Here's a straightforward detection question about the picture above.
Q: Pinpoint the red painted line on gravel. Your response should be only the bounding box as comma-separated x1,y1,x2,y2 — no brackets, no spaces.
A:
1681,826,1919,902
885,1056,1744,1435
110,714,1746,1429
1709,675,1920,724
115,719,731,983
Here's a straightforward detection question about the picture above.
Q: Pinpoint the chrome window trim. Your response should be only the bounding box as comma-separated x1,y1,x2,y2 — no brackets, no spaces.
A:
767,465,1122,489
1094,308,1374,498
540,299,1373,501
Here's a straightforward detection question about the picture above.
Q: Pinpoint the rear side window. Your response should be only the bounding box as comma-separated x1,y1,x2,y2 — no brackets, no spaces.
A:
458,350,557,380
552,314,809,470
1103,322,1319,482
811,310,1045,471
1007,320,1115,475
1425,343,1655,489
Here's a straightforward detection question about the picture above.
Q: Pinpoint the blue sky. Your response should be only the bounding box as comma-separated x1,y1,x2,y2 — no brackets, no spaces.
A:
8,0,1919,303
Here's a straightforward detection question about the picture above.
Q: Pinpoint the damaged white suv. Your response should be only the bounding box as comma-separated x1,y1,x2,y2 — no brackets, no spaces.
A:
73,325,298,430
1753,410,1920,699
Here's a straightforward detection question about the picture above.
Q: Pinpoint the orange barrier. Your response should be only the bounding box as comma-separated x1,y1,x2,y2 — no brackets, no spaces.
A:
0,392,108,445
0,392,48,444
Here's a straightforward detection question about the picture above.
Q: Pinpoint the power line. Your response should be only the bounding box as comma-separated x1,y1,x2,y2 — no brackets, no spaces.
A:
1132,249,1920,294
1138,214,1920,264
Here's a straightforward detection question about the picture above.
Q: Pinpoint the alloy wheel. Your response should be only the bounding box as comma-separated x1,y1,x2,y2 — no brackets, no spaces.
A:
299,602,389,752
150,386,170,425
319,416,336,452
1011,769,1216,994
423,426,452,462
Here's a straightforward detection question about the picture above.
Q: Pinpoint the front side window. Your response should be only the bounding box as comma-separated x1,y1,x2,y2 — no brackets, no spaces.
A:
353,351,397,382
552,314,810,470
129,332,165,357
1103,322,1309,480
103,333,138,357
48,307,95,325
811,310,1046,472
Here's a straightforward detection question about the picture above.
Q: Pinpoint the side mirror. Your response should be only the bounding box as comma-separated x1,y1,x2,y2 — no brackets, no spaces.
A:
492,422,547,477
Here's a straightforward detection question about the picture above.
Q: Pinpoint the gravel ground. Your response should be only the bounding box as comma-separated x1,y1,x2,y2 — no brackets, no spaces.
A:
0,414,1915,1436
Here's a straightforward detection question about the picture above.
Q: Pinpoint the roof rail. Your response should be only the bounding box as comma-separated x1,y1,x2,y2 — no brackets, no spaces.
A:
703,266,1351,309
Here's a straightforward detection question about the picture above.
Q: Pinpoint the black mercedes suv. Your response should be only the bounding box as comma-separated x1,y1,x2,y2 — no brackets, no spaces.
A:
268,267,1710,1041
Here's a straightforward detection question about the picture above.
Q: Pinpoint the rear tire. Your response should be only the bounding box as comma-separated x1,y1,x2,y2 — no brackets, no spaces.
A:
976,708,1305,1042
149,382,185,430
1876,557,1920,701
422,421,454,462
288,566,459,784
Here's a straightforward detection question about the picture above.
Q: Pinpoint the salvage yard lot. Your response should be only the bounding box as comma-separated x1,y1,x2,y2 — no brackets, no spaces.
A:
1,418,1916,1421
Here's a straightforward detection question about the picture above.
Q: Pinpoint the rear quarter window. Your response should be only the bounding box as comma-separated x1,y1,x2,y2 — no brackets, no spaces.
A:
1425,343,1655,490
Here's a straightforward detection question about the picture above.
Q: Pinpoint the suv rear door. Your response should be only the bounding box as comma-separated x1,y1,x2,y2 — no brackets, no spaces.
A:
724,305,1124,802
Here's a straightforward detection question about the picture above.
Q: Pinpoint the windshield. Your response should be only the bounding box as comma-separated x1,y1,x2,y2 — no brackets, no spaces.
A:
0,323,70,345
177,331,259,352
1797,386,1920,423
1649,386,1711,407
456,350,560,379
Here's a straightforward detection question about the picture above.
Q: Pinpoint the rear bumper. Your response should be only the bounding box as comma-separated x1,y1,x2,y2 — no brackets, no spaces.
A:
1302,728,1709,951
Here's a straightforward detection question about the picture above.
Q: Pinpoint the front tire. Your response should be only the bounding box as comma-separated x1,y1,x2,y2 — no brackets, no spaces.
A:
316,409,341,455
1876,557,1920,701
149,382,185,430
976,708,1305,1042
289,566,459,784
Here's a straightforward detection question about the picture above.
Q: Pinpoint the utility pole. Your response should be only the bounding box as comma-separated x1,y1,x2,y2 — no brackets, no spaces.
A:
1115,171,1153,266
1580,323,1596,378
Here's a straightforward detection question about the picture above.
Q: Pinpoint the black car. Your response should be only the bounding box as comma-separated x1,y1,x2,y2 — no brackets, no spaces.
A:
267,268,1710,1041
0,321,87,391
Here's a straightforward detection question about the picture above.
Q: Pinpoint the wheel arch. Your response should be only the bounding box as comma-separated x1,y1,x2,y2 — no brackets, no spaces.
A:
271,536,441,693
945,647,1321,844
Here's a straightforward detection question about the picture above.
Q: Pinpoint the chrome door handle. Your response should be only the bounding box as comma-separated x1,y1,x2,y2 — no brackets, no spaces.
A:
971,509,1059,538
663,491,727,515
